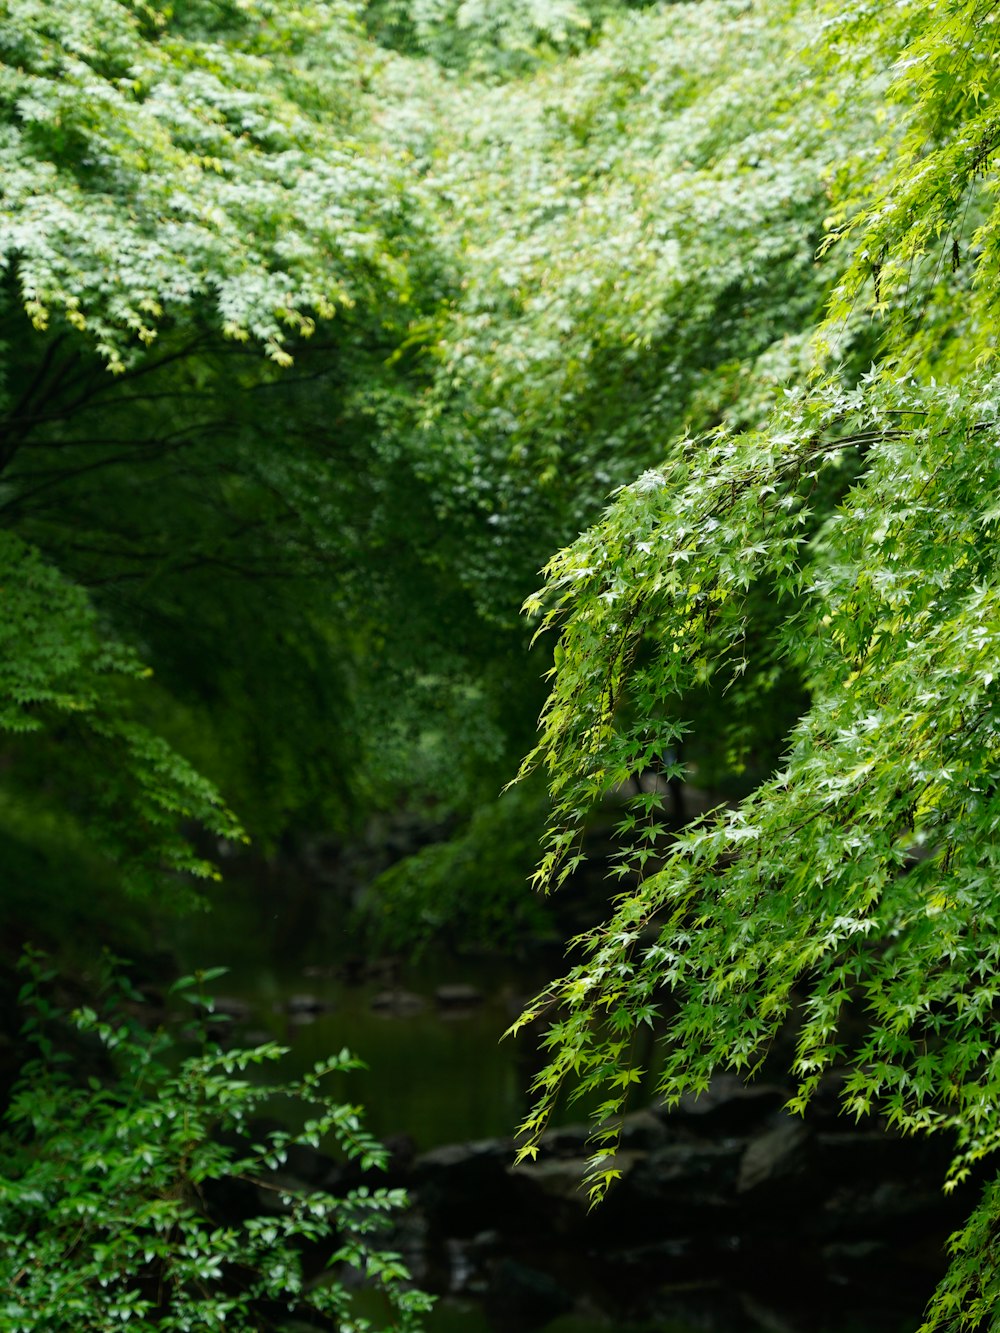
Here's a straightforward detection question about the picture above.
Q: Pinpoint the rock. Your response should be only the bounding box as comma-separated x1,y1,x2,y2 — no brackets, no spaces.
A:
821,1238,886,1266
538,1110,666,1158
371,988,426,1015
242,1028,273,1047
614,1138,745,1236
507,1156,590,1205
629,1139,744,1202
641,1281,749,1333
486,1258,574,1328
388,1206,434,1286
286,993,331,1015
205,995,252,1022
361,956,404,984
740,1291,802,1333
383,1131,418,1176
443,1233,496,1293
253,1169,312,1214
415,1138,513,1179
283,1141,336,1186
536,1122,589,1157
823,1177,946,1226
606,1236,694,1269
667,1072,787,1134
434,984,484,1008
736,1116,810,1194
414,1138,526,1235
508,1152,643,1205
617,1108,671,1151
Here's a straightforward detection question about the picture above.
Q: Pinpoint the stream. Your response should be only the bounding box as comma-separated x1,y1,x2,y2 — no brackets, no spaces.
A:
166,872,952,1333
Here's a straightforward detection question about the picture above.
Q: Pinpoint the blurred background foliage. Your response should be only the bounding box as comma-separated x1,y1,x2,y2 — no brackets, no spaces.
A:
0,0,886,959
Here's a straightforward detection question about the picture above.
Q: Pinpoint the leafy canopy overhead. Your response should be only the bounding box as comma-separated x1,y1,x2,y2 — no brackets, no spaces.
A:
0,0,414,367
0,0,868,913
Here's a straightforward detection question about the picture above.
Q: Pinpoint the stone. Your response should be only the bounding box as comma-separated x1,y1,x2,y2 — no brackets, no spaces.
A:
667,1072,787,1134
415,1137,513,1177
486,1258,574,1328
617,1108,671,1151
434,984,484,1008
507,1156,590,1205
736,1116,810,1194
631,1139,744,1197
206,995,252,1021
508,1151,643,1204
413,1138,526,1236
283,1141,335,1186
536,1122,589,1157
371,988,426,1015
286,993,331,1015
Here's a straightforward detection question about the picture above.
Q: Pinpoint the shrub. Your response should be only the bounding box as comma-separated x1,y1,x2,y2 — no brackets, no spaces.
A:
0,948,431,1333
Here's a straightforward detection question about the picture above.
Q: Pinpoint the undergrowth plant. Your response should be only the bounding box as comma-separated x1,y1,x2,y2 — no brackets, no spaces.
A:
0,948,431,1333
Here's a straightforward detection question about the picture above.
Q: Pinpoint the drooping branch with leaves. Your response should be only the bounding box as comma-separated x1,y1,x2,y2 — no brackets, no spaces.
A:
510,2,1000,1326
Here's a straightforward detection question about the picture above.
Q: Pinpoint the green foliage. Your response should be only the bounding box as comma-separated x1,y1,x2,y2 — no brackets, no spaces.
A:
0,0,408,369
506,0,1000,1322
0,0,883,924
372,0,880,630
14,0,1000,1317
0,0,536,905
1,948,431,1332
362,0,616,76
0,529,243,892
359,783,553,954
